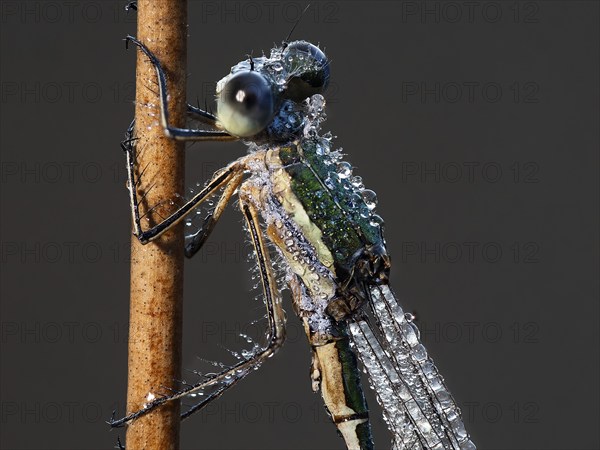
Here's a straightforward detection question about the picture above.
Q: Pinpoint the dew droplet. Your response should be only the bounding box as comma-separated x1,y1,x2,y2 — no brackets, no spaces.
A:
369,214,384,227
315,142,330,156
361,189,378,210
336,162,352,179
350,176,364,189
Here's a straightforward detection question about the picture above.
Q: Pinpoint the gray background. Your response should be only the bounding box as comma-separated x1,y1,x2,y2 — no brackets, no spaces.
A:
1,1,599,449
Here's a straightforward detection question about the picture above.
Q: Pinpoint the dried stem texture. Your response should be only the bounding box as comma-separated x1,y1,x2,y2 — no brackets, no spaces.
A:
126,1,187,448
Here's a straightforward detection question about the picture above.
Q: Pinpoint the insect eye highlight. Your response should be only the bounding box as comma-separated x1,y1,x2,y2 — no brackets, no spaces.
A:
217,71,275,137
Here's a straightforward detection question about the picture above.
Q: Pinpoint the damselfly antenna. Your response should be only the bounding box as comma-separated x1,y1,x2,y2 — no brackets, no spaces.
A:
283,4,312,47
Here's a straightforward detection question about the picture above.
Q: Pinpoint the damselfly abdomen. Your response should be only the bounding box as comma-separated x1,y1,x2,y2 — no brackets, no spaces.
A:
115,35,475,450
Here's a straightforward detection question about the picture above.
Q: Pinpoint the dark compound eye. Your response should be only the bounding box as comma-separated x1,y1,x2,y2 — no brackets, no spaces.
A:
217,71,275,137
282,41,330,102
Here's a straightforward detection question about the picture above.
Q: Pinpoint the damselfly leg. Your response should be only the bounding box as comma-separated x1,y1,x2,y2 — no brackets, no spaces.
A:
123,117,244,255
115,38,289,425
124,126,243,244
184,168,244,257
114,135,286,426
126,36,237,142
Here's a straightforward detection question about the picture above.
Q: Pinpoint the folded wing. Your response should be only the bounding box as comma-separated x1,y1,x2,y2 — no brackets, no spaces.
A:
349,285,476,450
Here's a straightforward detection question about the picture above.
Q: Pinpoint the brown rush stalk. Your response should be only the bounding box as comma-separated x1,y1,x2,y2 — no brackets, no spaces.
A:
125,1,187,449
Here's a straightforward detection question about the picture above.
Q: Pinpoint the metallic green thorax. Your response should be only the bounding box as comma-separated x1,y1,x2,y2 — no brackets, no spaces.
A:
279,137,385,281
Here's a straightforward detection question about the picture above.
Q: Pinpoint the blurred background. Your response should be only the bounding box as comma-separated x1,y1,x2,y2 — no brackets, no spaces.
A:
1,1,598,449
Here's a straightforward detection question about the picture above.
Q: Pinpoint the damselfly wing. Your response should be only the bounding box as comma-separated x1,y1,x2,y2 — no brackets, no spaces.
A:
115,35,475,450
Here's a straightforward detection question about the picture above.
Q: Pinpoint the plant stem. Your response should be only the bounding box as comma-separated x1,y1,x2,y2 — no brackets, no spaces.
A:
126,1,187,448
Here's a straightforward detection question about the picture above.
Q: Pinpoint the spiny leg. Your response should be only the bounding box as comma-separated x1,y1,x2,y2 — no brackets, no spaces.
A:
180,196,287,418
185,169,244,258
176,194,286,416
122,125,244,243
126,35,237,142
110,189,286,427
122,11,218,131
187,104,219,127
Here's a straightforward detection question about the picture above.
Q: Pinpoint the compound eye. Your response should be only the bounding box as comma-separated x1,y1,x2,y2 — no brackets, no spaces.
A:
283,41,330,101
217,71,274,137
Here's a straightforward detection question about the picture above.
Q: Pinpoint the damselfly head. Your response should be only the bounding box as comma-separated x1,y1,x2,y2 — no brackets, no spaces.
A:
215,41,330,140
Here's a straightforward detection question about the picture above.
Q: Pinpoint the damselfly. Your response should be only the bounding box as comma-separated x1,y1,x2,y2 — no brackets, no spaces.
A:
114,34,476,450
